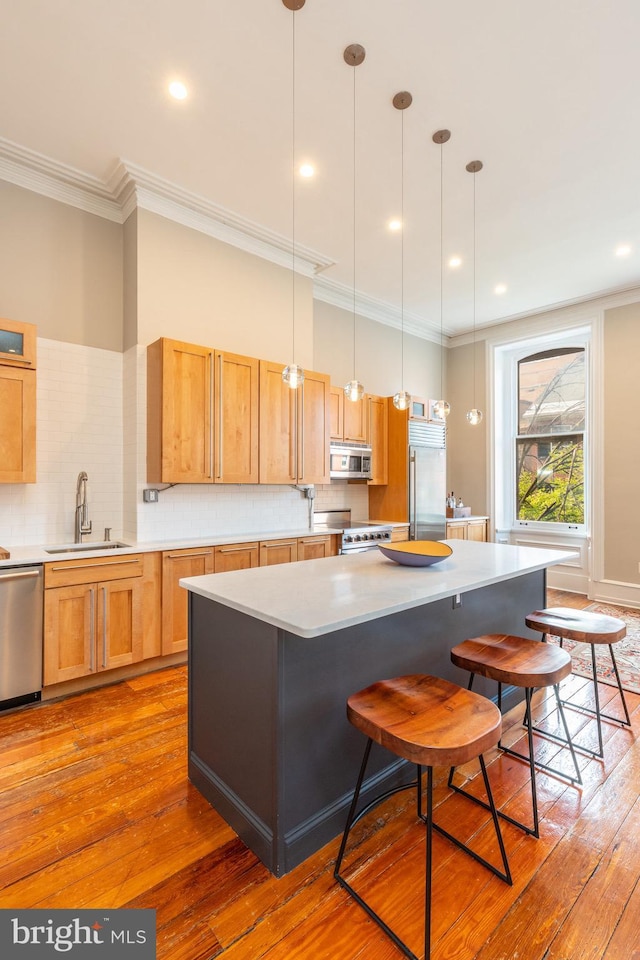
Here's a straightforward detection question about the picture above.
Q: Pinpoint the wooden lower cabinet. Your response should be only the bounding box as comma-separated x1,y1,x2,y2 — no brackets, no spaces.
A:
297,534,337,560
44,576,144,685
162,547,214,655
260,538,298,566
44,553,158,686
445,518,488,542
390,525,409,542
214,542,259,572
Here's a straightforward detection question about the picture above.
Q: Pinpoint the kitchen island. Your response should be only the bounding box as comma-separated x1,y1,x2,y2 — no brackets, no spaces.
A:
182,540,575,876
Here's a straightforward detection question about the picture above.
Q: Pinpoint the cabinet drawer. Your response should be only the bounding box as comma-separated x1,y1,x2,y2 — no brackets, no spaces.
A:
45,553,145,588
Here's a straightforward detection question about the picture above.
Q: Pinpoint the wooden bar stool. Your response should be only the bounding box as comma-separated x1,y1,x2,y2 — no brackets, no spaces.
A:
334,674,512,960
450,634,582,839
525,607,631,758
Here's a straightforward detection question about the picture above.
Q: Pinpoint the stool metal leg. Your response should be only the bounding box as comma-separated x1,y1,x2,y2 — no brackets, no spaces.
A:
336,741,511,960
556,643,632,760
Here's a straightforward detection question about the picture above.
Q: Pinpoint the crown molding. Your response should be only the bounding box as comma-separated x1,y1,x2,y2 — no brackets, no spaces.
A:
0,136,123,222
313,273,446,344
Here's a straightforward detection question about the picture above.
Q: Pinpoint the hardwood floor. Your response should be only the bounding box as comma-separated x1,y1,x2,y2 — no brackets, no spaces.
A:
1,589,638,959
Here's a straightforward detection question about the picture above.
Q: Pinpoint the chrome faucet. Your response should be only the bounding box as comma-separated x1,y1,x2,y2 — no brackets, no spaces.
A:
75,471,92,543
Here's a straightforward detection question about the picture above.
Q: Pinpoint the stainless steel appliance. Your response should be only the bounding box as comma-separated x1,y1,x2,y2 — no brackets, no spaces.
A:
408,420,447,541
329,442,372,480
0,564,43,710
314,510,393,553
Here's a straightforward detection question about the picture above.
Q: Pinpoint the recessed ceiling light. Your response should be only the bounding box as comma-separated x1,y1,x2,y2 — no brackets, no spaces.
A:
388,219,402,232
494,283,507,295
299,163,315,178
448,256,462,268
615,244,632,257
168,81,188,101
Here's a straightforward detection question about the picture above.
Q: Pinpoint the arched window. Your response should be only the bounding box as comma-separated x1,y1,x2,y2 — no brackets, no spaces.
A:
516,347,585,523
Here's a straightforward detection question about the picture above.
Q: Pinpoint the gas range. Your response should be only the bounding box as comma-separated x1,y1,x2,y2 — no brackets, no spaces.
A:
314,510,393,554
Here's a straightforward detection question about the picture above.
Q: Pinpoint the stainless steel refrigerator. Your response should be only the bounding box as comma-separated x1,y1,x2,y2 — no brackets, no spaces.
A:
408,421,447,540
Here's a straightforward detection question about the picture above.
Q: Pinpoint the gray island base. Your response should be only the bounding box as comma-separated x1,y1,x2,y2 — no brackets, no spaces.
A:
183,540,575,877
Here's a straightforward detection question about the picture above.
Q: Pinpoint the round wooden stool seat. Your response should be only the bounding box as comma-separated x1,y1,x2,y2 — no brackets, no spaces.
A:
525,607,626,645
347,673,502,768
524,606,631,758
451,633,572,688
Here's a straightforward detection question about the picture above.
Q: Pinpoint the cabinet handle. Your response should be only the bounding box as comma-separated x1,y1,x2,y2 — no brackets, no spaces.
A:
217,545,256,554
89,588,95,673
290,388,297,480
49,558,141,572
102,586,108,668
299,536,329,544
217,352,223,480
264,540,295,548
299,381,305,481
208,351,214,479
166,550,212,559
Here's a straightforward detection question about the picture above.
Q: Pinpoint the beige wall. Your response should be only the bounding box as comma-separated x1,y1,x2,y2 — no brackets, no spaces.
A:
0,181,123,350
135,210,314,366
313,299,441,398
445,340,488,514
603,303,640,585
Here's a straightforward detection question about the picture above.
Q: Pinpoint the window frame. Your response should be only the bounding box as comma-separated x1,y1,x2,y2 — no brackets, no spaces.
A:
494,325,591,537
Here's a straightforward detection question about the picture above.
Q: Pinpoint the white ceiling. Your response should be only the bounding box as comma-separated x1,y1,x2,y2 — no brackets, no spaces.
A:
1,0,639,339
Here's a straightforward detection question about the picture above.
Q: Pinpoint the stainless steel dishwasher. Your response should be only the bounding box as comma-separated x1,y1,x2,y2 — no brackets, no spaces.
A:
0,564,43,710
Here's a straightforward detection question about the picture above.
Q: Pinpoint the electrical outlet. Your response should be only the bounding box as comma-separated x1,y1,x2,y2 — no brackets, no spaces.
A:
452,593,462,609
143,488,159,503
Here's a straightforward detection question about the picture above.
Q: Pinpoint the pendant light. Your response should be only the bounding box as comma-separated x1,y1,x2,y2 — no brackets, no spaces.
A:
432,129,451,421
465,159,483,425
281,0,305,389
392,91,412,412
343,43,366,404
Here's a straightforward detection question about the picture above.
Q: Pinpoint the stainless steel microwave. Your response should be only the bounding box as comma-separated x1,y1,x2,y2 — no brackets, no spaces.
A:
329,443,372,480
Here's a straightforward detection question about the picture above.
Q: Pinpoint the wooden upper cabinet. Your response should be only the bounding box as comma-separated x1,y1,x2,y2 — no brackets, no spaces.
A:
0,366,36,483
214,350,259,483
259,361,330,485
0,318,36,368
330,385,367,443
147,338,258,484
367,394,388,486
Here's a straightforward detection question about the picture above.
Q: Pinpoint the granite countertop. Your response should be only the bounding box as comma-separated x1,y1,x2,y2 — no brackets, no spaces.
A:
180,539,578,639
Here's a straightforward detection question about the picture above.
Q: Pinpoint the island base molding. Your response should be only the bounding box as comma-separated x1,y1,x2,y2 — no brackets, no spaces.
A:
188,570,545,876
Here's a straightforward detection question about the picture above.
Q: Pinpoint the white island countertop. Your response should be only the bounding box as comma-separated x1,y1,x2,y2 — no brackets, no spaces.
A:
181,539,577,639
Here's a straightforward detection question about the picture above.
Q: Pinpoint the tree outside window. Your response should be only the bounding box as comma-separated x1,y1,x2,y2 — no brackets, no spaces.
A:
516,348,585,523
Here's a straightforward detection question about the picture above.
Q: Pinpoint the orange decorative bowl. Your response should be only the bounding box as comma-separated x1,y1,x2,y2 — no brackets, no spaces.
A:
378,540,453,567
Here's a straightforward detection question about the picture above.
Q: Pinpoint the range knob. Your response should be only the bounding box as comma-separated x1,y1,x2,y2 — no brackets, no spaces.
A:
344,535,353,543
354,534,362,541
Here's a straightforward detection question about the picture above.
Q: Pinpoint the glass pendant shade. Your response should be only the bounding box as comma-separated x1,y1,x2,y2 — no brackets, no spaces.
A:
393,390,412,411
282,363,305,389
344,379,365,402
433,399,450,420
466,407,483,426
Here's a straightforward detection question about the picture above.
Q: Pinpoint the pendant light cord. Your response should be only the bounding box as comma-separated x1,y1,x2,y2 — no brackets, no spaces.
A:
472,168,476,406
352,63,357,380
400,108,405,392
439,140,444,400
291,9,296,362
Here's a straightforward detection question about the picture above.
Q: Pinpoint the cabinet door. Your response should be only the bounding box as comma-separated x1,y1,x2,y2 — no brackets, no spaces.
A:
343,395,367,443
367,394,388,486
214,542,259,572
297,535,336,560
260,539,298,566
259,360,297,483
445,522,467,540
330,386,344,440
467,520,488,542
297,370,331,484
97,577,144,671
214,350,259,483
147,338,213,483
44,584,95,684
0,366,35,483
162,548,215,655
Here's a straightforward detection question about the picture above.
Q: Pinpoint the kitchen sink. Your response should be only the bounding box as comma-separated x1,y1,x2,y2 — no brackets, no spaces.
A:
45,542,131,555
